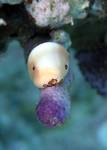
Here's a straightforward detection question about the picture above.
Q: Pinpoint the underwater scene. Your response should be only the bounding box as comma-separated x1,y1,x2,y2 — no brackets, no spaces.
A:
0,0,107,150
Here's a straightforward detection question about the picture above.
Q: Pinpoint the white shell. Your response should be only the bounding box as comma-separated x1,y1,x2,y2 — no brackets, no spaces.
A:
27,42,69,88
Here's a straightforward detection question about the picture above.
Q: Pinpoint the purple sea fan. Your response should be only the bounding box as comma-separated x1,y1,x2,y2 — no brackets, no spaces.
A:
36,85,71,127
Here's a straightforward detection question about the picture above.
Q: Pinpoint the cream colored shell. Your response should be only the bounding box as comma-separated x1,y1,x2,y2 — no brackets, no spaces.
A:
27,42,69,88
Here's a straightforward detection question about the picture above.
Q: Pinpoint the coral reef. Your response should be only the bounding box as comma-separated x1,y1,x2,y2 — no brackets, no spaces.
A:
76,45,107,96
25,0,72,28
90,0,107,17
50,30,72,49
24,0,90,27
69,0,89,19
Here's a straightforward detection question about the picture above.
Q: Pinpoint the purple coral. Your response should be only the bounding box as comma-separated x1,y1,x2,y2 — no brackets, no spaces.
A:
36,85,71,127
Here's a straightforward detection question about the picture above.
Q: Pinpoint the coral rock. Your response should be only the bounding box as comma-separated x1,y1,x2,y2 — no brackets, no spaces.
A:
76,46,107,96
25,0,72,28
